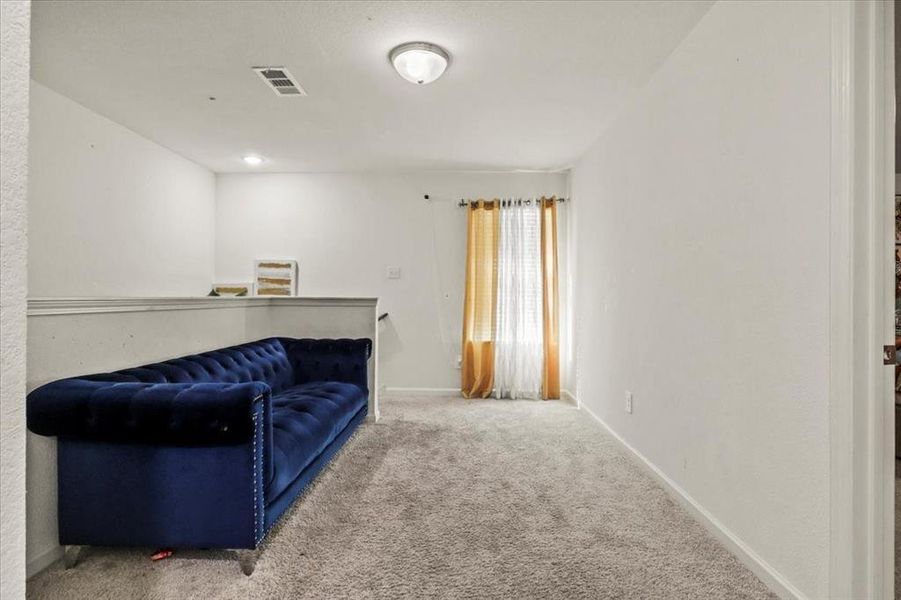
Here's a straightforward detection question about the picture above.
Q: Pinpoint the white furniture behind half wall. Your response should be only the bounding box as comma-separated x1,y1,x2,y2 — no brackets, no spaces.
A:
24,296,379,578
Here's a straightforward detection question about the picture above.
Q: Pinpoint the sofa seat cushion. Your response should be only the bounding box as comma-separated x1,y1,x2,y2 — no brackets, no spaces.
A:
267,381,366,503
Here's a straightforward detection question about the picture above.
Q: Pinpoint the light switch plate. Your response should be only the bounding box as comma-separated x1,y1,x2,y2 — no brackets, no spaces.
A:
625,391,633,414
387,266,401,279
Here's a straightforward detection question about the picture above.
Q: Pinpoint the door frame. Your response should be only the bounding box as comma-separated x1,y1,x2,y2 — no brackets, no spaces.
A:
828,1,894,598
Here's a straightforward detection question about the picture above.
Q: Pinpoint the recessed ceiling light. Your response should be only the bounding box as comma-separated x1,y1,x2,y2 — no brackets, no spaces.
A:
389,42,449,85
243,154,264,166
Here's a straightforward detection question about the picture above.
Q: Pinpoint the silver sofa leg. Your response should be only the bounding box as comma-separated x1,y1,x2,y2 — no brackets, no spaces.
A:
63,545,83,569
236,548,259,576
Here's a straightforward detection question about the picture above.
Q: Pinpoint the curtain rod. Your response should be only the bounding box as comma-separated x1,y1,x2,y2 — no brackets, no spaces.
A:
422,195,567,207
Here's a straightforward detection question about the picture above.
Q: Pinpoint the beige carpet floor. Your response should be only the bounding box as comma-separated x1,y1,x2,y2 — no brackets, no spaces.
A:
28,395,776,599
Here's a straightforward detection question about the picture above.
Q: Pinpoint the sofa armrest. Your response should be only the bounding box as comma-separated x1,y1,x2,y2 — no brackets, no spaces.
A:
27,380,271,446
281,338,372,390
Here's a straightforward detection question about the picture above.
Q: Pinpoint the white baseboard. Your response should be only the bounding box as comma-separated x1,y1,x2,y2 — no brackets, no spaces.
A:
27,544,62,579
383,387,461,396
577,399,805,600
387,388,580,403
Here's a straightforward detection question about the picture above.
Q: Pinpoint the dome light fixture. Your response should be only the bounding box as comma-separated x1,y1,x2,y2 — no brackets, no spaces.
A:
389,42,450,85
242,154,264,166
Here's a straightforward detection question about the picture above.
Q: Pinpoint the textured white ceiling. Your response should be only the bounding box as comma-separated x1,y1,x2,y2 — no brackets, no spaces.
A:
31,1,712,173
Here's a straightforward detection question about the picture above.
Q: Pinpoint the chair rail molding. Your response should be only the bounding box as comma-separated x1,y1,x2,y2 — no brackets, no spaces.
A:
27,296,378,316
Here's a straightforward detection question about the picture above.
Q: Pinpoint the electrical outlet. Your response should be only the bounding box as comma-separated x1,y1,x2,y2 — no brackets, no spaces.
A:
386,266,401,279
455,354,462,369
625,391,633,414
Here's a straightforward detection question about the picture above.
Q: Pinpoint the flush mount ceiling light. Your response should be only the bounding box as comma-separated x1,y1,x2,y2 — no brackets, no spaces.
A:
243,154,264,166
389,42,449,85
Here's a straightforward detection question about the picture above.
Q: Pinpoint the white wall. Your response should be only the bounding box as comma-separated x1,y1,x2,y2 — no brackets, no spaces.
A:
28,82,215,297
569,2,830,598
215,172,569,390
1,2,31,597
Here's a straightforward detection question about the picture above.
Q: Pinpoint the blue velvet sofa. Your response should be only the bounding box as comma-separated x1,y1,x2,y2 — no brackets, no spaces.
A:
26,337,371,574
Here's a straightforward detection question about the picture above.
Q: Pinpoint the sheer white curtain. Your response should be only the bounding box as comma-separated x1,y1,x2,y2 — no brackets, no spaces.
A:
494,201,543,399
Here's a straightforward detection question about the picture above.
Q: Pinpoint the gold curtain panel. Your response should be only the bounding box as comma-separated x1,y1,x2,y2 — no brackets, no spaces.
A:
461,200,499,398
540,198,560,399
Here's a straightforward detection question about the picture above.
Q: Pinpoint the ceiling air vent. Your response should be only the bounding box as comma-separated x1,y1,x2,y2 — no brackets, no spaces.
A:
252,66,307,97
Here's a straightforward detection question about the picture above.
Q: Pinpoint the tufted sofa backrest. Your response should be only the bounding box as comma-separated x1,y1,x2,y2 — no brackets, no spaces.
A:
103,338,295,394
280,338,372,391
